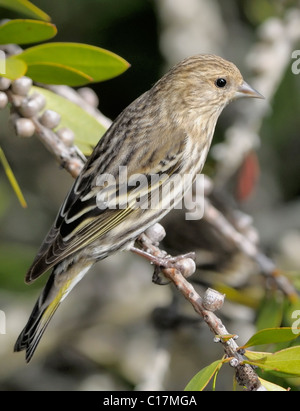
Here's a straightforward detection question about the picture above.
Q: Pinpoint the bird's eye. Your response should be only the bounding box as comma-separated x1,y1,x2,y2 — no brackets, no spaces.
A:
215,78,227,88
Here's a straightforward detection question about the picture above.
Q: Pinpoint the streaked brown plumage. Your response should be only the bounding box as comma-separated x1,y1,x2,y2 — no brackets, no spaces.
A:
14,54,263,362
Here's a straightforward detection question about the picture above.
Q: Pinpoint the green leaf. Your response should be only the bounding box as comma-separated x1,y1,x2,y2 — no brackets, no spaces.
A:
15,42,130,86
258,377,287,391
244,346,300,376
30,86,107,154
241,327,300,349
184,359,225,391
244,350,271,362
0,146,27,207
256,294,284,331
1,56,27,79
26,62,93,86
0,19,57,45
0,0,50,21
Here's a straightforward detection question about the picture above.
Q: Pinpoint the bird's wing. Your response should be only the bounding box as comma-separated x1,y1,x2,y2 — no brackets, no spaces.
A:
25,103,186,284
26,165,181,284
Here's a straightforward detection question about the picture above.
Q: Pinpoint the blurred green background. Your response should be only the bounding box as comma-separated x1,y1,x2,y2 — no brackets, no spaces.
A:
0,0,300,391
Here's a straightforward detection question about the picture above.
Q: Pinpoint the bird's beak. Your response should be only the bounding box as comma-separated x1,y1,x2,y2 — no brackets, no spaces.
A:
235,81,264,100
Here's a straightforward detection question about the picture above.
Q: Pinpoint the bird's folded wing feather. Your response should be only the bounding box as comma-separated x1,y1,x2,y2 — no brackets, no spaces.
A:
25,158,183,283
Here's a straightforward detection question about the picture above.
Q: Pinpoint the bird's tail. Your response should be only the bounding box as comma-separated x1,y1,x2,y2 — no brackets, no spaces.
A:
14,260,92,362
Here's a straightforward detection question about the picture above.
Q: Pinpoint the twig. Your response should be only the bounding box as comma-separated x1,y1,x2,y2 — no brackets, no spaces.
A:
203,197,298,300
136,229,264,391
31,117,85,178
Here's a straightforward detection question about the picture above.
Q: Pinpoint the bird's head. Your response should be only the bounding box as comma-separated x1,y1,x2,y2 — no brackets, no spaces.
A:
157,54,263,125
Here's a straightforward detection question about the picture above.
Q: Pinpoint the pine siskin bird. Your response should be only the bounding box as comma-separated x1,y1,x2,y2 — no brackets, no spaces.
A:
14,54,263,362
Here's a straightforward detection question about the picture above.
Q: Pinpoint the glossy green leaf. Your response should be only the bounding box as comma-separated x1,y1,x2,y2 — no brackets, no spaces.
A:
1,56,27,79
26,62,93,86
0,20,57,45
241,327,299,349
0,146,27,207
258,377,287,391
184,359,224,391
30,86,107,154
0,0,50,21
244,346,300,375
16,42,130,85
